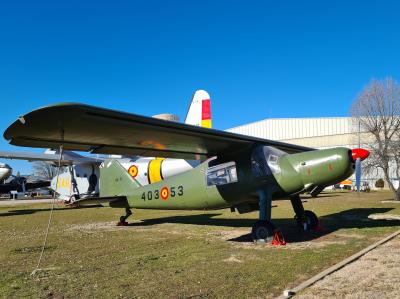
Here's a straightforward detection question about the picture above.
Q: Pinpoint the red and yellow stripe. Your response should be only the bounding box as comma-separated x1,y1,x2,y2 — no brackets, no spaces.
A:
201,99,212,128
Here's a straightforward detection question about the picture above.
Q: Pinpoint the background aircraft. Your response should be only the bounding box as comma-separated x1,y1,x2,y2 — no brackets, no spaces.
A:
3,99,370,242
0,163,12,182
0,149,103,201
0,161,50,197
0,174,50,197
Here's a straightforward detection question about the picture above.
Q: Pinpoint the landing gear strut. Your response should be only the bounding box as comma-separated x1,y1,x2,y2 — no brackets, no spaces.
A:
251,189,276,242
290,195,319,230
117,208,132,226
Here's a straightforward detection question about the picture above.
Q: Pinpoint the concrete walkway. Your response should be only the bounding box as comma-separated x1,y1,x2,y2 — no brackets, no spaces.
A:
297,234,400,298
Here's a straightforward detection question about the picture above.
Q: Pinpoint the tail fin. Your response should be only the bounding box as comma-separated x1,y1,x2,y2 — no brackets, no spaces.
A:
100,159,140,197
184,90,212,128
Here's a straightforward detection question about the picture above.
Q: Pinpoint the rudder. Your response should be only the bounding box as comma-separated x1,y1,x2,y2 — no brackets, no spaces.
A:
184,90,212,128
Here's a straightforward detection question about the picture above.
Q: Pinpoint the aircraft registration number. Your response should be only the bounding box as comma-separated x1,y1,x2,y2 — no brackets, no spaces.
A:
141,185,184,201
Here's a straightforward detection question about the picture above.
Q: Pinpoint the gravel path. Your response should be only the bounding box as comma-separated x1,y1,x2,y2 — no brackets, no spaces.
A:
0,198,53,205
297,234,400,298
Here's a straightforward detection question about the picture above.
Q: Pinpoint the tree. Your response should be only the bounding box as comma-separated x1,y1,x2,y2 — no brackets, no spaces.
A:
32,161,61,180
351,78,400,200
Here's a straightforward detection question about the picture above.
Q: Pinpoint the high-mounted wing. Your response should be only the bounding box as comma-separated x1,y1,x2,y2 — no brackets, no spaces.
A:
4,103,313,159
0,150,103,165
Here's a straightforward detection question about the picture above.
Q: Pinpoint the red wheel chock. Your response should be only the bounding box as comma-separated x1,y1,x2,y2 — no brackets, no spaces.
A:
271,229,286,246
117,221,129,226
314,219,326,232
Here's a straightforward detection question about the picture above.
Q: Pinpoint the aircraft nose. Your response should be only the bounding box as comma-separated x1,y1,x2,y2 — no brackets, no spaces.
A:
351,148,370,161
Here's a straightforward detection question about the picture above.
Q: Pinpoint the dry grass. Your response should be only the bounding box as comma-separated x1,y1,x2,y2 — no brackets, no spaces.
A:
1,191,400,298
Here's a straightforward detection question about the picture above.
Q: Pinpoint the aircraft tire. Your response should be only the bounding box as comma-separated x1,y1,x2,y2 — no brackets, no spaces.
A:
295,210,318,230
251,220,275,242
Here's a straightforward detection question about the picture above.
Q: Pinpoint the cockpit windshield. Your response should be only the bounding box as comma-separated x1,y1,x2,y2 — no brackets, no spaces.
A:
251,146,286,177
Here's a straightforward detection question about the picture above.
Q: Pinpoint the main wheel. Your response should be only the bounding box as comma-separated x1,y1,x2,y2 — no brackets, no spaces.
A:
251,220,276,242
295,210,318,230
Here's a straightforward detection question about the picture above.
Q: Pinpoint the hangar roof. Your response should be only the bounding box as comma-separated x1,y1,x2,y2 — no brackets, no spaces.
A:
226,117,369,149
227,117,356,141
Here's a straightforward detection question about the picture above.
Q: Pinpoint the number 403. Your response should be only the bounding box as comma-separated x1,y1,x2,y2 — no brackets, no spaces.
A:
141,186,183,201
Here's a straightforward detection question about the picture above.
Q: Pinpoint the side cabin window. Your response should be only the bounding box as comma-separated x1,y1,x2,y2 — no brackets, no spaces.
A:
206,161,238,187
267,154,281,174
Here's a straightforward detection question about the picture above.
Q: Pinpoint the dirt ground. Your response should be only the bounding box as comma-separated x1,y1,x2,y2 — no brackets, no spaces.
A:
297,234,400,298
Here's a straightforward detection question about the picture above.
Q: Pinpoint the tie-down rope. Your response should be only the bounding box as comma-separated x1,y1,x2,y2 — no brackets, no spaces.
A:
31,145,64,276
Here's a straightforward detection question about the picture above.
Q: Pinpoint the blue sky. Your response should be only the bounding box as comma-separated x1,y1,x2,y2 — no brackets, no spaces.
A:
1,1,400,173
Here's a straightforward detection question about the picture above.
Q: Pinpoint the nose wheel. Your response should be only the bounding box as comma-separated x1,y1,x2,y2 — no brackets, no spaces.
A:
295,210,319,230
290,195,319,231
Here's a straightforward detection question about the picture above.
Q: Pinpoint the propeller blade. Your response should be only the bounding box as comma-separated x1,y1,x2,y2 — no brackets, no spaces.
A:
355,157,361,192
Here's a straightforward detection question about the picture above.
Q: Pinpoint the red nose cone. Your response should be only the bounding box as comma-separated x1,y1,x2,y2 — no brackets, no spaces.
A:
351,148,370,161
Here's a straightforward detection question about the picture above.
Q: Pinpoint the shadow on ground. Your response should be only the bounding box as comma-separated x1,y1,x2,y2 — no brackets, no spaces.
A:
0,205,101,217
130,207,400,243
2,204,399,244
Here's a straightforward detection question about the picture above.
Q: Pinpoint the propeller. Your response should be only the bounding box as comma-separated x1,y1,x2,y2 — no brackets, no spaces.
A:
351,148,370,192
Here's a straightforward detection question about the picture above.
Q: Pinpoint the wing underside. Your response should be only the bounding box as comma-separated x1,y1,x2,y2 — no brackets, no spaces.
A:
4,103,313,159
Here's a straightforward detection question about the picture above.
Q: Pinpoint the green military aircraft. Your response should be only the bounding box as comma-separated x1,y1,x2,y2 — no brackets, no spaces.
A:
3,103,369,242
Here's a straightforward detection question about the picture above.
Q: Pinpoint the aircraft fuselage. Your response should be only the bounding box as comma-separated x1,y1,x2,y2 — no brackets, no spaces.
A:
100,146,354,210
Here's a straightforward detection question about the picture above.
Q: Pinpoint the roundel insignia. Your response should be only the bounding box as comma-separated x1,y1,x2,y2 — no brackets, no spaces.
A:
128,165,138,178
160,187,169,200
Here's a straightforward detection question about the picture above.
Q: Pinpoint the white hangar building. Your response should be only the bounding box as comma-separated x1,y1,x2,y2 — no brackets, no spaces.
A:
227,117,396,189
227,117,358,149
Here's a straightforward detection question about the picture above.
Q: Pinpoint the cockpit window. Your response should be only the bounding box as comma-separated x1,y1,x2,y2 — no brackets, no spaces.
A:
206,161,238,186
268,154,278,164
252,146,286,177
267,154,281,173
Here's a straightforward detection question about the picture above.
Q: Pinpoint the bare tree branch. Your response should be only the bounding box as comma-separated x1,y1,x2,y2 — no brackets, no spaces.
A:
351,78,400,200
32,161,62,180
